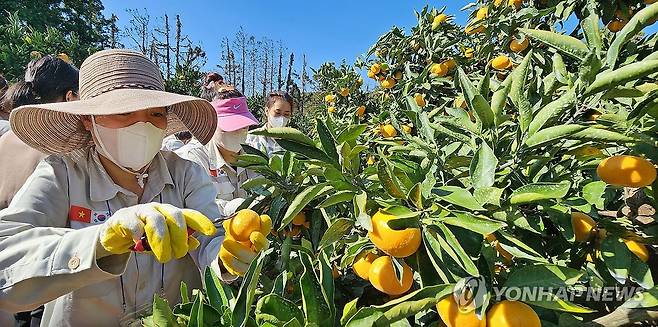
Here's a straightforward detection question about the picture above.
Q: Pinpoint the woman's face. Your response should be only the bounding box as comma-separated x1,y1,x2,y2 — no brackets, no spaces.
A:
82,107,168,131
266,98,292,120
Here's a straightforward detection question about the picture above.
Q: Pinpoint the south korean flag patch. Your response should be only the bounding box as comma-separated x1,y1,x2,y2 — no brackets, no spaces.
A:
92,210,111,224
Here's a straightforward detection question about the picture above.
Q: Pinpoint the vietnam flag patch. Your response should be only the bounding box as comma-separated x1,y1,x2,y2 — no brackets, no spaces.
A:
69,205,92,223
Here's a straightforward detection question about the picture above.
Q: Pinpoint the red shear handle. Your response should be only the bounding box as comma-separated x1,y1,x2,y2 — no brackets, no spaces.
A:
132,227,195,252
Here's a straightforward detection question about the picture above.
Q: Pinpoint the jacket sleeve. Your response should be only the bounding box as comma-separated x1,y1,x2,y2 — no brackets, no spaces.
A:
0,156,128,313
178,159,240,280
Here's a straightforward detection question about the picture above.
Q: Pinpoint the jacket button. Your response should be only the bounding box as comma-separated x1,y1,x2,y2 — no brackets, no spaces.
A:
68,256,80,270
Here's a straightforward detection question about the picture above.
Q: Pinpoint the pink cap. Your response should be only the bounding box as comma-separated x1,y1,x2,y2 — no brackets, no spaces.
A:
212,97,259,132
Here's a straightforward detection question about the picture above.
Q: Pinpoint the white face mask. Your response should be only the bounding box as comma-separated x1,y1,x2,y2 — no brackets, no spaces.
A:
92,117,165,172
269,115,289,128
215,128,248,153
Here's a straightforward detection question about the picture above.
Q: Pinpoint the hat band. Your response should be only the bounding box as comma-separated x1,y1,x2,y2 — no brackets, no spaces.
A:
84,83,162,100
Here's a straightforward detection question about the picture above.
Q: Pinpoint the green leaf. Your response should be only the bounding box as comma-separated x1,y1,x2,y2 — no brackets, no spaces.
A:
622,286,658,308
376,285,454,325
630,255,654,290
150,295,179,327
188,293,203,327
570,128,635,143
525,294,594,313
345,308,384,327
277,140,333,164
251,127,315,146
255,294,304,326
491,74,513,126
474,187,504,207
584,60,658,96
316,119,339,165
319,191,355,208
204,267,232,312
582,181,606,210
525,124,587,148
341,298,360,326
232,248,272,327
520,28,589,60
509,50,534,132
318,252,336,324
509,181,571,204
351,191,371,231
581,9,602,54
528,89,577,136
457,67,494,129
279,184,331,231
435,223,479,276
378,161,406,199
470,141,498,189
601,237,631,284
607,3,658,67
504,264,583,289
299,252,332,327
433,186,485,211
318,218,354,250
442,212,506,236
337,124,368,144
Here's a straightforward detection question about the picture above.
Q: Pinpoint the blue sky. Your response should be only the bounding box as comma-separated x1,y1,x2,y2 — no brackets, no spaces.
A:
102,1,472,72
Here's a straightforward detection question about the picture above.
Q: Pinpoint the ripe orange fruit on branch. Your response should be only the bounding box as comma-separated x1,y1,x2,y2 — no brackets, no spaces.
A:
476,7,489,20
381,78,397,89
402,124,412,134
624,239,650,262
510,37,529,52
394,71,403,80
608,19,627,32
226,209,270,242
597,155,657,188
571,212,596,242
414,93,426,107
356,105,366,117
292,211,310,228
368,256,413,295
465,24,485,35
370,63,381,74
380,124,398,138
508,0,523,10
491,55,513,70
339,87,350,97
432,14,448,30
436,296,486,327
324,94,336,103
368,210,421,257
486,300,540,327
464,48,475,59
367,70,376,79
353,251,378,280
328,106,336,113
430,62,450,77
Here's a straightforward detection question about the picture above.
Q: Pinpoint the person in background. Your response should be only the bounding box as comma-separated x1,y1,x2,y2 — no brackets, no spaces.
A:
0,74,7,136
0,56,79,212
176,83,259,216
161,130,193,151
246,91,294,157
0,49,259,326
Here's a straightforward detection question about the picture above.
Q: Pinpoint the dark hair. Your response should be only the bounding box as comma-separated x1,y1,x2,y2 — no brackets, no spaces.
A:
201,84,244,101
200,72,229,101
1,56,79,113
0,74,7,91
265,91,295,112
175,131,192,141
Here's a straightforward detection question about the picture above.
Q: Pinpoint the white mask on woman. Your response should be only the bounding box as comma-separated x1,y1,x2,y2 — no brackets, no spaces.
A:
215,127,248,152
92,117,165,171
269,115,289,128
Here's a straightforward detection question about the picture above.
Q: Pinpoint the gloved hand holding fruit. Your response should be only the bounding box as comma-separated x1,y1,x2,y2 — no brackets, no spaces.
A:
99,203,217,263
219,209,272,276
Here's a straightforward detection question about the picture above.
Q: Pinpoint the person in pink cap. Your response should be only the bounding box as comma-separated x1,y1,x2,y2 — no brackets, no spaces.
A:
176,84,259,216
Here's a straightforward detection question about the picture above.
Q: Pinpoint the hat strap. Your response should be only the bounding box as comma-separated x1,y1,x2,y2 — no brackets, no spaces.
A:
86,83,161,99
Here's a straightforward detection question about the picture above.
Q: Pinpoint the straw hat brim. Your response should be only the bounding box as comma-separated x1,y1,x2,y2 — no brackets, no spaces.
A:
9,88,217,155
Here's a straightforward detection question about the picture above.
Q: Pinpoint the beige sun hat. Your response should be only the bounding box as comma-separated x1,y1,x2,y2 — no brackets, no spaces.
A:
9,49,217,155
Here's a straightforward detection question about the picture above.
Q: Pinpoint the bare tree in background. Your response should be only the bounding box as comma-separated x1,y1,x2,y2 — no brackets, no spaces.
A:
124,8,151,54
154,14,171,79
301,54,307,113
249,37,258,97
261,40,269,97
109,13,119,48
234,27,247,94
285,52,294,92
277,43,283,90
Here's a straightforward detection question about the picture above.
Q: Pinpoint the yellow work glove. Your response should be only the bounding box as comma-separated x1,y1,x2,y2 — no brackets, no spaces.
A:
219,209,272,276
99,203,217,263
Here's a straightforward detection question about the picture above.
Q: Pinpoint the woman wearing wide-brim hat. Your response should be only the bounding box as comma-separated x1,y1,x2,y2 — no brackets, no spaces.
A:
0,49,251,326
